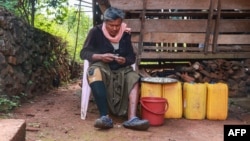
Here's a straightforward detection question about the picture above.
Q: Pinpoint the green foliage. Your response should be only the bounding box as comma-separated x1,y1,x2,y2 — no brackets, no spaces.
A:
36,0,69,24
34,6,92,62
0,0,18,14
1,0,92,62
1,0,71,26
35,14,69,36
64,7,92,62
0,95,20,113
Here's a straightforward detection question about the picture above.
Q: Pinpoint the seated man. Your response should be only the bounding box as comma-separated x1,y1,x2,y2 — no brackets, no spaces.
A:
80,7,149,130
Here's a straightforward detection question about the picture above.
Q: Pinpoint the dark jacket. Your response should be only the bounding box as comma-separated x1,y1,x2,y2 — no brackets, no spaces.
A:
80,24,136,70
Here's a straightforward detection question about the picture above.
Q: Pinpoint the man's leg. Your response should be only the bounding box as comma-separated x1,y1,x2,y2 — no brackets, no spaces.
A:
127,82,139,119
87,67,113,129
123,82,150,131
89,81,108,117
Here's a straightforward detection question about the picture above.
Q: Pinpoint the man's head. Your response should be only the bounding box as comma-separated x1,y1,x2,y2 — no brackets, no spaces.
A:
103,7,125,37
103,7,125,22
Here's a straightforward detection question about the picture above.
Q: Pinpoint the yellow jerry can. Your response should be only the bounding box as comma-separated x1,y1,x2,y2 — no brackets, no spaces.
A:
162,82,183,118
141,82,162,97
206,82,228,120
183,82,207,120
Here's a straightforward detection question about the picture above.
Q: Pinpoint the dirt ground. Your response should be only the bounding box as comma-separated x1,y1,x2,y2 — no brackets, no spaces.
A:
4,80,250,141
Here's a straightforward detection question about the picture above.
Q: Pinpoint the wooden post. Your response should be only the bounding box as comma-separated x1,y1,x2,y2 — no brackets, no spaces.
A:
96,0,110,13
137,0,147,67
204,0,214,54
212,0,221,53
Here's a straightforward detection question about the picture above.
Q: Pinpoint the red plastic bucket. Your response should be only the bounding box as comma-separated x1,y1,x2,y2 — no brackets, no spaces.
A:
140,97,168,126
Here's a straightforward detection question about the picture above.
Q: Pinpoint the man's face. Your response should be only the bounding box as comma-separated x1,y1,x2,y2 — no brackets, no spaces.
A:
105,18,122,37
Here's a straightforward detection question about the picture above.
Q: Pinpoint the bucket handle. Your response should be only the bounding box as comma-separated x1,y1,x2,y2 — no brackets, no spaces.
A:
140,99,169,115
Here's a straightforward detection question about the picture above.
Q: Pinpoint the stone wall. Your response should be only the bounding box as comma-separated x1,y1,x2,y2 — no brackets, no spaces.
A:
0,7,71,98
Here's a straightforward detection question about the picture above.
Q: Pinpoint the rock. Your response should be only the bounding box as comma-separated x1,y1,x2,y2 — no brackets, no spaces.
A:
0,119,26,141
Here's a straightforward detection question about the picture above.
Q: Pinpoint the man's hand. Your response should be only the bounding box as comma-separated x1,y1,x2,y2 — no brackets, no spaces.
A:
94,53,126,64
100,53,116,63
114,56,126,64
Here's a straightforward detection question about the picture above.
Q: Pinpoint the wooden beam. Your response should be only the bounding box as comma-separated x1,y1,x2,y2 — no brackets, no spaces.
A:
123,10,250,33
125,19,209,33
142,46,203,52
204,0,214,54
219,20,250,33
126,11,210,18
212,0,221,53
96,0,110,13
217,35,250,44
109,0,211,10
131,33,209,43
137,0,147,65
218,46,250,52
220,0,250,10
140,52,250,59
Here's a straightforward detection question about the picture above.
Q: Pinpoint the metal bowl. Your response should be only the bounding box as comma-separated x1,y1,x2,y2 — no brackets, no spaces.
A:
141,77,178,84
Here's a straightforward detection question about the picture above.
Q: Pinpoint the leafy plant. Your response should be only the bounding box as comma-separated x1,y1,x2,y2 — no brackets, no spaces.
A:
1,0,92,62
0,96,19,112
0,0,18,14
34,7,92,63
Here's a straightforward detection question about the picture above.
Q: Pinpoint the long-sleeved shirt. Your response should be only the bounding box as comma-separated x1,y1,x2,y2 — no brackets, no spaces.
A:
80,24,136,70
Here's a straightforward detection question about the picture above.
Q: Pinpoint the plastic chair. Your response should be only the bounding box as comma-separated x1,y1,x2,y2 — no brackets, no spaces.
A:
81,60,135,120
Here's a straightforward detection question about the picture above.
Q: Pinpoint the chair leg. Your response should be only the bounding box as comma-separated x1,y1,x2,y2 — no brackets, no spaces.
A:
81,60,91,120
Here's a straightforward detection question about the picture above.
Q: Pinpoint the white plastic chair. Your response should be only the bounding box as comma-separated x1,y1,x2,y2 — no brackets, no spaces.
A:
81,60,136,120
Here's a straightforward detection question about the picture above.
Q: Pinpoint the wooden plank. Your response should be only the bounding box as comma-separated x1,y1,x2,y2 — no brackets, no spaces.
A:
126,11,210,18
142,45,250,52
137,0,147,65
219,20,250,33
139,63,191,69
139,52,250,59
221,0,250,10
131,34,250,48
143,46,203,52
96,0,110,13
219,12,250,18
204,0,214,54
147,0,211,10
218,46,250,51
212,0,221,53
125,19,141,32
109,0,250,13
127,19,209,33
131,33,209,43
109,0,143,10
125,19,209,33
109,0,211,10
217,35,250,44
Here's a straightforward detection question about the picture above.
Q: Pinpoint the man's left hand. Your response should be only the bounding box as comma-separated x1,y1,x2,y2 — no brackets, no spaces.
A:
115,56,126,64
